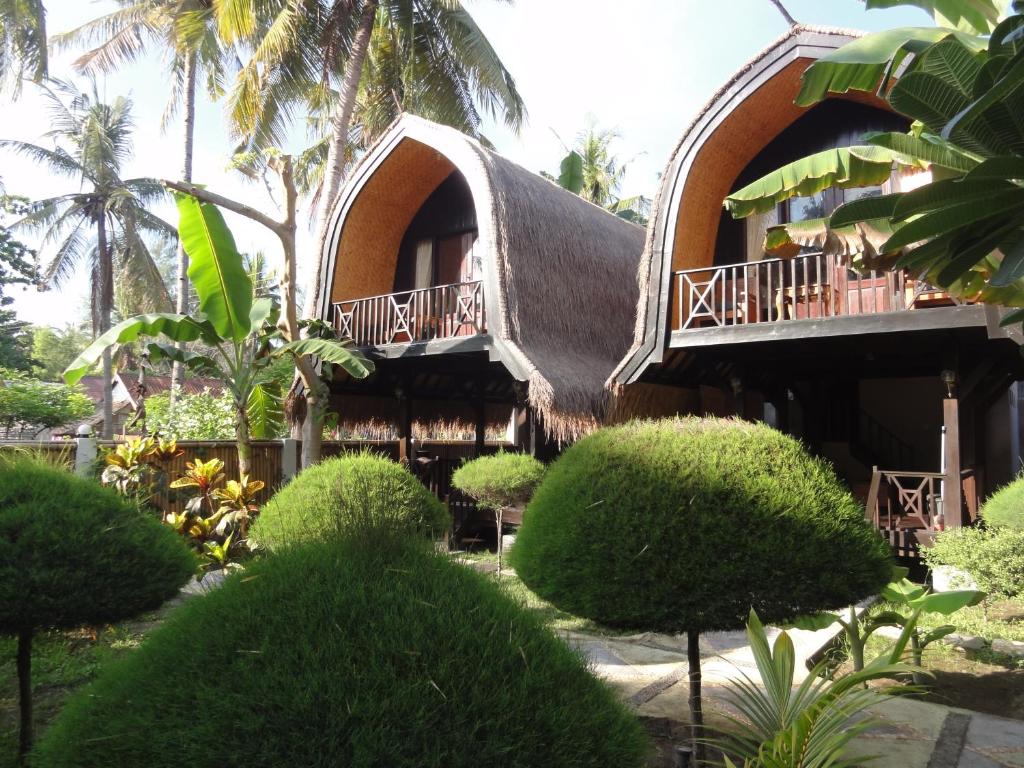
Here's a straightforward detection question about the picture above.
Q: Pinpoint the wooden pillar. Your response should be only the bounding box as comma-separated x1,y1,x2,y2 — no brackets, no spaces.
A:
943,397,963,527
397,389,413,465
474,379,486,458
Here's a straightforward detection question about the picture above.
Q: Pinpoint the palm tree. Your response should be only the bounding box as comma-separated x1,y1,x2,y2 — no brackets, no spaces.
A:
219,0,524,459
220,0,525,317
52,0,230,398
0,0,48,92
1,80,175,437
573,122,627,207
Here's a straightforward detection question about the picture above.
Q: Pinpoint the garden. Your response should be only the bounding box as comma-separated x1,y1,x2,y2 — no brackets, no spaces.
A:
4,413,1022,768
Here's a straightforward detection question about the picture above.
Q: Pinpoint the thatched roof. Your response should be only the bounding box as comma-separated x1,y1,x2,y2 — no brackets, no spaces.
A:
610,25,890,389
316,115,645,443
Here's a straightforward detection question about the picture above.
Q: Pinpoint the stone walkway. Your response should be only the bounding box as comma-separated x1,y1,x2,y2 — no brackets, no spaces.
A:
566,627,1024,768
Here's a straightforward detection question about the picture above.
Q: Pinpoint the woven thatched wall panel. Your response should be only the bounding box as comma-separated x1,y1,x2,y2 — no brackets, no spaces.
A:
331,139,456,303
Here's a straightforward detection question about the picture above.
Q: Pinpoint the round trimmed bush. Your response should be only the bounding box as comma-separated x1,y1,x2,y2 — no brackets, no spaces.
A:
979,476,1024,530
510,418,892,633
451,452,546,511
251,452,449,549
0,453,195,758
33,536,649,768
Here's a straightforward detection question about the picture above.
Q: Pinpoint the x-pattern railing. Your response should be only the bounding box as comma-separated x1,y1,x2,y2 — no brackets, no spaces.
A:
333,280,485,347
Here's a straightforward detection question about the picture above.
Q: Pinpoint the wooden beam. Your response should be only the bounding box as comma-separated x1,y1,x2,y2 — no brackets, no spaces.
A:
669,305,989,349
943,397,963,527
474,376,486,457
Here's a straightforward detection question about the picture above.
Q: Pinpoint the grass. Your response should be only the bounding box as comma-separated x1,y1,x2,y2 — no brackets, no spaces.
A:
917,598,1024,643
0,619,158,768
451,549,626,635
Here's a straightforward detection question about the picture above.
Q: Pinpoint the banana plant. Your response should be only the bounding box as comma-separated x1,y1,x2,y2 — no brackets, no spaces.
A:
64,193,372,475
723,0,1024,315
791,566,985,679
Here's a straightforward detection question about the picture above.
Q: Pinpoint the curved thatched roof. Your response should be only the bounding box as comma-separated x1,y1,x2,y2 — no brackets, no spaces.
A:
316,115,645,442
611,25,890,388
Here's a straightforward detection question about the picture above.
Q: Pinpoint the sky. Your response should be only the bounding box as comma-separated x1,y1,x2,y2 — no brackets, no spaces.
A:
0,0,929,329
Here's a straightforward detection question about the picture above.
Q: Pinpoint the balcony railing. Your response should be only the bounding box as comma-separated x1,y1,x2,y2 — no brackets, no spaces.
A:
672,251,959,331
332,279,485,347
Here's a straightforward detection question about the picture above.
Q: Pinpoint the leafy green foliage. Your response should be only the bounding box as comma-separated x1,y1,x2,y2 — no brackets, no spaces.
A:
558,150,584,194
32,535,647,768
252,452,449,550
146,387,236,440
510,418,893,634
924,525,1024,601
451,452,545,511
864,0,1007,34
30,326,90,382
715,610,908,768
729,5,1024,308
0,452,195,634
0,368,92,437
100,435,181,507
978,474,1024,529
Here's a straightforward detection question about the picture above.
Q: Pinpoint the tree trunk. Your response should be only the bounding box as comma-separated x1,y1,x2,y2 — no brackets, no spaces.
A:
687,632,706,765
848,605,865,672
767,0,798,26
495,507,504,574
303,0,378,322
97,212,114,439
17,628,32,764
236,401,252,478
170,51,198,409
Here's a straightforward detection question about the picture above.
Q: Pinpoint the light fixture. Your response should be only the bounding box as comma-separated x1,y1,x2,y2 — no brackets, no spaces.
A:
940,369,957,398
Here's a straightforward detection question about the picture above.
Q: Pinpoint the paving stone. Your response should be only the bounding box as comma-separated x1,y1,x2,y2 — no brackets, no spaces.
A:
966,713,1024,751
991,639,1024,658
944,634,987,651
957,750,1007,768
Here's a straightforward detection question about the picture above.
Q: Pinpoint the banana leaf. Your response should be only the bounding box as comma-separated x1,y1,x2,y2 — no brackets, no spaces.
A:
724,145,909,219
557,150,583,195
864,0,1005,34
247,381,284,439
796,27,987,106
277,337,375,378
764,217,898,267
64,313,219,385
175,192,254,343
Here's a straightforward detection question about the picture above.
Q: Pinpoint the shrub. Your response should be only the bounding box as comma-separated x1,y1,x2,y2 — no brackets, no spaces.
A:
509,417,892,756
451,452,545,570
0,453,195,760
979,475,1024,530
33,535,649,768
923,525,1024,602
251,452,448,549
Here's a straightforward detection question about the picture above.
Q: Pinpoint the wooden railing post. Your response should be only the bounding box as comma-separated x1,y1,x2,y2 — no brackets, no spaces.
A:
281,438,299,482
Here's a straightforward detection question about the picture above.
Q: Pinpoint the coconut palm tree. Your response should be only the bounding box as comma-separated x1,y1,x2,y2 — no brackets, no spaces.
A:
52,0,232,397
0,0,48,92
1,80,175,437
220,0,525,316
219,0,524,459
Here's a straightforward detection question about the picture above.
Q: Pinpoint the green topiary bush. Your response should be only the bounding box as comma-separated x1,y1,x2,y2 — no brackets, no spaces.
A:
251,451,449,549
0,453,195,760
923,525,1024,601
509,417,892,755
33,535,649,768
451,451,545,570
979,475,1024,530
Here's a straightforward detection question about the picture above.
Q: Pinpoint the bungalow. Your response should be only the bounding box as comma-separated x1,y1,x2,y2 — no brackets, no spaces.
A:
313,115,645,461
609,26,1024,555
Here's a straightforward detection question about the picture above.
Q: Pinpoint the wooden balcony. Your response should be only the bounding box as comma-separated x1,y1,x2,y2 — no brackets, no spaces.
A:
332,279,486,348
672,252,960,336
